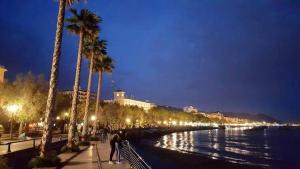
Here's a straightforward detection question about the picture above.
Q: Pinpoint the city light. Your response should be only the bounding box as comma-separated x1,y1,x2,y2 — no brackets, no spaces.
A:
172,120,177,126
6,104,21,114
37,122,43,127
64,112,69,117
56,116,60,120
126,118,131,124
6,104,22,139
91,115,96,121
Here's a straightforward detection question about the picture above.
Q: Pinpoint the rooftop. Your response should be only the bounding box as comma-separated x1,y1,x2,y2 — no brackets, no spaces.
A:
0,65,7,70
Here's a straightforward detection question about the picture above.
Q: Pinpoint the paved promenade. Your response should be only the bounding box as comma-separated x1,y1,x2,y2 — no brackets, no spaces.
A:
61,146,98,169
97,141,130,169
62,141,130,169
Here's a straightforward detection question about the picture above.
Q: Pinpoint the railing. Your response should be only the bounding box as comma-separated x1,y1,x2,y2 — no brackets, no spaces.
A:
120,140,152,169
0,135,66,154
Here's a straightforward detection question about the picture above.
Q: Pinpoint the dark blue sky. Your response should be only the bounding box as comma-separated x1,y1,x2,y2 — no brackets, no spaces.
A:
0,0,300,121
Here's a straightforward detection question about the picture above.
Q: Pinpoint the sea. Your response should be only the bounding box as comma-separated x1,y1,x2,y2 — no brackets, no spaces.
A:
155,127,300,169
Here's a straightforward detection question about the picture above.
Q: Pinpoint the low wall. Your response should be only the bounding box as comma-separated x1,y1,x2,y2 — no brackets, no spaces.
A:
2,140,67,169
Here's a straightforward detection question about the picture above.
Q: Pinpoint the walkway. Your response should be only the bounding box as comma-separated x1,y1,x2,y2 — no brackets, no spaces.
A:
61,141,130,169
61,146,98,169
97,141,131,169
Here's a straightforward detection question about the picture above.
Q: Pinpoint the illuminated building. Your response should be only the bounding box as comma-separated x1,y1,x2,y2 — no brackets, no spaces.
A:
60,89,96,102
0,65,7,83
183,106,198,113
105,90,155,111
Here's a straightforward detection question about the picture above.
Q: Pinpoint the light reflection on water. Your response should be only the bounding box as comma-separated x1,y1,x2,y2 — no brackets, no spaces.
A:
155,128,276,168
156,131,194,152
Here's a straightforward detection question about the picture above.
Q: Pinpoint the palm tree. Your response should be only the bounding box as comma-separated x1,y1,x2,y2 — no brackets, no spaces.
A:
40,0,78,158
81,36,103,141
66,8,100,148
92,54,114,136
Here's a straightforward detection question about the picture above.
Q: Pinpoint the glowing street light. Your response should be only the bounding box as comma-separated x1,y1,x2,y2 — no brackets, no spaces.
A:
6,104,21,113
64,112,69,117
6,104,22,139
56,116,60,120
91,115,96,121
172,120,177,126
126,118,131,124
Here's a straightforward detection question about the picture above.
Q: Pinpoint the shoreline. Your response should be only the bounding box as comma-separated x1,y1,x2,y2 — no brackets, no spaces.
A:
128,127,264,169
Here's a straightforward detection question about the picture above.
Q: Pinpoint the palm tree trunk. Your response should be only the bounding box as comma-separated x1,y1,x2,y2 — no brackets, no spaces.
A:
40,0,66,158
93,71,102,136
67,31,84,148
82,53,94,140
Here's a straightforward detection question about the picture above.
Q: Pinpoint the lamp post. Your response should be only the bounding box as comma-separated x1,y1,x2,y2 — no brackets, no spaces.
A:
64,112,69,118
6,104,21,139
126,118,131,128
91,115,96,122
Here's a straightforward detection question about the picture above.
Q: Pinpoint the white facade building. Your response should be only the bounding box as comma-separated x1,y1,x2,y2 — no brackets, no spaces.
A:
60,89,96,102
183,106,198,113
0,65,7,83
105,90,155,111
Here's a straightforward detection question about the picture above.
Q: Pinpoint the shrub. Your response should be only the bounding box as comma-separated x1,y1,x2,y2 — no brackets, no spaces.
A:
0,157,9,169
60,145,80,153
28,151,60,168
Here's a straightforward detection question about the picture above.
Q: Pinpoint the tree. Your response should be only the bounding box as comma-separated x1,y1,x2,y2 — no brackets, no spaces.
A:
92,54,114,135
81,36,103,140
0,73,48,135
66,8,100,147
13,73,48,135
40,0,80,158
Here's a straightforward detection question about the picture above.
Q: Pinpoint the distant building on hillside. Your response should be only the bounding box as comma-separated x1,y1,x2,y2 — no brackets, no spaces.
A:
207,112,224,119
0,65,7,83
104,90,155,111
60,89,96,102
183,106,198,113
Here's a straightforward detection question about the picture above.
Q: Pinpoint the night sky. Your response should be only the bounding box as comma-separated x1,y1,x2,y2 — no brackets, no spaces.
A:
0,0,300,121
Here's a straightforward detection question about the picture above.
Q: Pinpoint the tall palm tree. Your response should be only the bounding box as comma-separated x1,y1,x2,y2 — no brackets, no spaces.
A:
92,54,114,136
66,8,100,148
40,0,78,158
81,36,103,141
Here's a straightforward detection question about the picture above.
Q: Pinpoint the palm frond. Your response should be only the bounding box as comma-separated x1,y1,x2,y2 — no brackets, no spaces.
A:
66,8,101,36
93,55,114,73
66,24,80,34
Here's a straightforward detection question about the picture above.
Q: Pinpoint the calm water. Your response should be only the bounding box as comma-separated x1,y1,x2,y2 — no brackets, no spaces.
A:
155,128,300,168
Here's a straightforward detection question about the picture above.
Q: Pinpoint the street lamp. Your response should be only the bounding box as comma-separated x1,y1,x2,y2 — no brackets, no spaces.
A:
91,115,96,121
126,118,131,124
6,104,21,139
64,112,69,117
